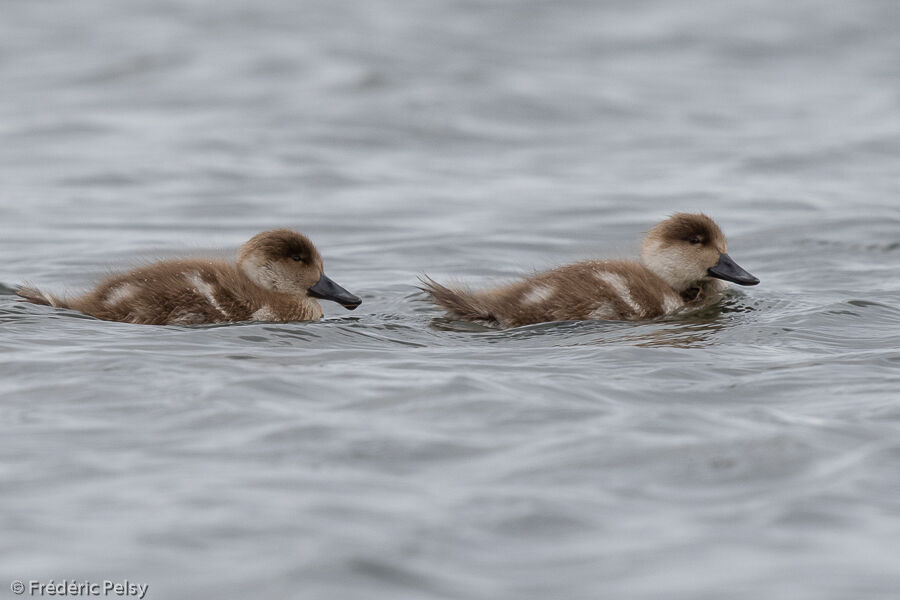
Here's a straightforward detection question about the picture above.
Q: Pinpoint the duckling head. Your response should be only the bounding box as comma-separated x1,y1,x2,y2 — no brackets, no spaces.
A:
640,213,759,293
237,229,361,309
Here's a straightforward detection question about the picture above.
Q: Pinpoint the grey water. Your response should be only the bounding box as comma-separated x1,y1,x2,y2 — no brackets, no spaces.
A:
1,0,899,598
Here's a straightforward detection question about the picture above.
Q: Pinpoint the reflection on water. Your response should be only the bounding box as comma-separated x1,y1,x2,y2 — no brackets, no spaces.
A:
628,321,726,349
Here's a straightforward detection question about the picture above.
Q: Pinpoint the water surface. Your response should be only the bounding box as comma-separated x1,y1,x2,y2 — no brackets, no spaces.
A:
1,1,899,598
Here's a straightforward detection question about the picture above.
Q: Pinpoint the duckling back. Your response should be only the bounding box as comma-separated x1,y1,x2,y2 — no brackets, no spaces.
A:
422,261,684,328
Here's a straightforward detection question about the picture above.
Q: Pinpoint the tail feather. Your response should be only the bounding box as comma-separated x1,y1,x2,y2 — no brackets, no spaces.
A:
16,285,66,308
418,275,495,323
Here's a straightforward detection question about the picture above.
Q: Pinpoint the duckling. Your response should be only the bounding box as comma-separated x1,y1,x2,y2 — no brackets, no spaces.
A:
17,229,361,325
421,213,758,327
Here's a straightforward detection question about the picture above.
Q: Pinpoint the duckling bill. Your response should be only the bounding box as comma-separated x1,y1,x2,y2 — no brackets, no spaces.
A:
421,213,758,328
17,229,361,325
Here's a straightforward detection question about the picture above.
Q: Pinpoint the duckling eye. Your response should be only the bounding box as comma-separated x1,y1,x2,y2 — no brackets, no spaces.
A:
291,254,303,262
688,235,704,245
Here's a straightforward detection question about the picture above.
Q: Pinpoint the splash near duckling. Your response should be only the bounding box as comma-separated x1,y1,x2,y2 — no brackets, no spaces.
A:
421,213,758,327
17,229,361,325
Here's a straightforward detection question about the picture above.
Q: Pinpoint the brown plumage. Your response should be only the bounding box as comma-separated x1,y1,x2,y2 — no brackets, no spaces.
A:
17,229,361,325
421,213,759,328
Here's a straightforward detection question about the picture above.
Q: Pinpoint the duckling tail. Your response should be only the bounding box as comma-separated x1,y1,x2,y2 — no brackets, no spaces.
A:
16,285,67,308
418,276,495,322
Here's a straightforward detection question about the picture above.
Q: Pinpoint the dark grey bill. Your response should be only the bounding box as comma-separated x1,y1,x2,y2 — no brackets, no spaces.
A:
308,273,362,309
708,253,760,286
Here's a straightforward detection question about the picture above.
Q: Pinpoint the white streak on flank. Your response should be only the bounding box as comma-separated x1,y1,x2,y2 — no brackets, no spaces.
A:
106,283,139,306
170,311,204,325
596,272,642,316
661,293,683,315
589,302,618,320
186,272,225,316
522,285,554,305
251,306,276,321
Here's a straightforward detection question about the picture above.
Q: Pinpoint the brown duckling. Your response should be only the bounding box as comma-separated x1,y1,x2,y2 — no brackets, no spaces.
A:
421,213,758,327
18,229,361,325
